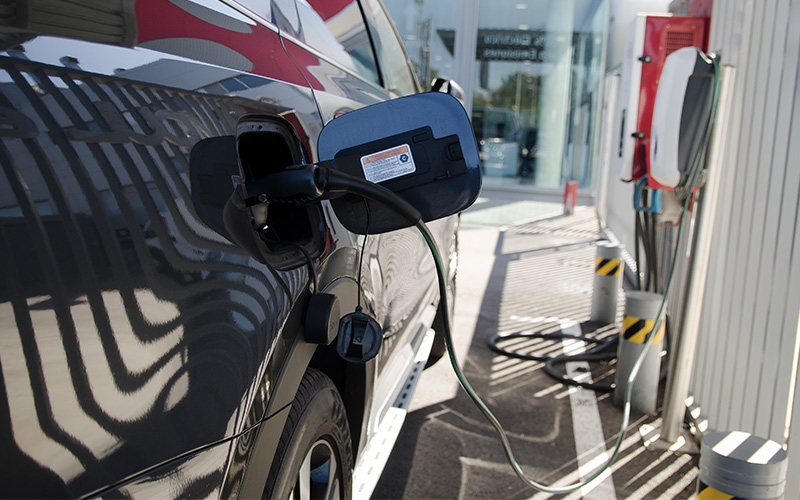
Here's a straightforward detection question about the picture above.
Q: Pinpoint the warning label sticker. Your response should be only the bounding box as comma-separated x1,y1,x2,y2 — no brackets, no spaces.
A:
360,144,416,183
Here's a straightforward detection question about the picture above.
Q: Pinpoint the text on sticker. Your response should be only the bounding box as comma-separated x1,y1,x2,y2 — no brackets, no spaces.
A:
360,144,416,183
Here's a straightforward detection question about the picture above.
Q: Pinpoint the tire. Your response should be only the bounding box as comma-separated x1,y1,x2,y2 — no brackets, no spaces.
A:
263,368,353,500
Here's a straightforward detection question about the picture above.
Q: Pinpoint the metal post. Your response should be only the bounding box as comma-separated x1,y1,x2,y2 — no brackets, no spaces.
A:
659,65,735,444
614,291,664,413
590,241,623,324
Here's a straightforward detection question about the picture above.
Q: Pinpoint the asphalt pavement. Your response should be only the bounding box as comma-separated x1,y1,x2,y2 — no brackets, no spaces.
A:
371,191,700,500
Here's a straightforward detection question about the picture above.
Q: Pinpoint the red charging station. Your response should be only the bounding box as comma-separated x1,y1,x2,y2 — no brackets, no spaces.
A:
613,14,709,189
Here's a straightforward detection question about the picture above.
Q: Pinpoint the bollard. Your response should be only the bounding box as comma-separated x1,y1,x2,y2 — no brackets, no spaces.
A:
563,180,577,215
613,291,664,413
698,431,787,499
590,242,623,324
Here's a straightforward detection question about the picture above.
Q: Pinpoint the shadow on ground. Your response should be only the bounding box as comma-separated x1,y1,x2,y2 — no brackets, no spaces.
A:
372,207,699,500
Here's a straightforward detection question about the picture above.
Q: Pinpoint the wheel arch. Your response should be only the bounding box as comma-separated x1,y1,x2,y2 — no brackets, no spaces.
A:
309,344,370,457
236,294,372,498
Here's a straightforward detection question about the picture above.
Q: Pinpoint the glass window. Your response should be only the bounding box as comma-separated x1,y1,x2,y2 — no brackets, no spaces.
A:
385,0,608,191
471,0,608,189
382,0,456,91
294,0,380,85
361,0,418,95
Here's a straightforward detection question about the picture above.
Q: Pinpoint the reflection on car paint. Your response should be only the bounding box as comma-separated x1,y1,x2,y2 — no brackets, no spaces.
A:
136,0,319,89
0,0,454,497
0,55,309,496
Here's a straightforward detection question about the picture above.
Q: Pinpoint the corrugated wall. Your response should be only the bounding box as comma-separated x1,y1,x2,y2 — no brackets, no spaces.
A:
690,1,800,497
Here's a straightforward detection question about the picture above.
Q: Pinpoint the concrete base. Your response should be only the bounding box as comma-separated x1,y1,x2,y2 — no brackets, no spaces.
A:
639,418,700,455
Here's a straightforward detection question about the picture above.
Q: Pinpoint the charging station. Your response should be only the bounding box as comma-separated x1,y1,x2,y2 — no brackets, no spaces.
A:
613,14,708,185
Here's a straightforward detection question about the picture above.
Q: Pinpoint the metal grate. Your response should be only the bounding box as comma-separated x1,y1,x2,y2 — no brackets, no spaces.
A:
664,30,697,55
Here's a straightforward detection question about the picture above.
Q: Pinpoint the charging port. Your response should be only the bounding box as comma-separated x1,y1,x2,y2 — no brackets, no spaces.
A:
237,116,326,271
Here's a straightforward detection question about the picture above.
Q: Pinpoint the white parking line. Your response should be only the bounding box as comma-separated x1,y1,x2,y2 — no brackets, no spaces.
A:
561,320,618,500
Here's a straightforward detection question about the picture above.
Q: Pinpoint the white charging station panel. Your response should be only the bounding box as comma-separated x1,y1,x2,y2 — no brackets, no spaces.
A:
613,15,647,181
649,47,698,188
650,47,715,188
611,14,709,184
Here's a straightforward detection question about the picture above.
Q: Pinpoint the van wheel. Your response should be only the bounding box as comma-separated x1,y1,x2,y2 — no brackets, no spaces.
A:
263,368,352,500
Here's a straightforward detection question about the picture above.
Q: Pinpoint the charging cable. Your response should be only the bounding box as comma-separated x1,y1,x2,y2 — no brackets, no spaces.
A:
247,51,719,491
251,164,681,493
420,52,720,494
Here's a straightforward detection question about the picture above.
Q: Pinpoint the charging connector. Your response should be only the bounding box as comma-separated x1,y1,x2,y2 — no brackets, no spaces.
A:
244,164,422,230
244,164,324,206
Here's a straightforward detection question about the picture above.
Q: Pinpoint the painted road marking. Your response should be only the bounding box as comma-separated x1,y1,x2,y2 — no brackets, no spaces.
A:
561,320,618,500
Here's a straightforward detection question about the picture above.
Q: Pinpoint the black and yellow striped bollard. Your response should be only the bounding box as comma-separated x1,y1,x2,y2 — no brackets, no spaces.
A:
590,241,624,324
613,290,664,413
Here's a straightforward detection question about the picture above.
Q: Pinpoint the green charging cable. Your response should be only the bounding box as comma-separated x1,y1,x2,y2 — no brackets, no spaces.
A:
416,197,685,494
414,51,720,495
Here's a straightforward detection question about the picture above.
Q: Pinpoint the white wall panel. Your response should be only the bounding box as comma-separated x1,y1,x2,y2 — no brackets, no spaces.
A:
754,0,799,442
701,0,755,433
693,0,741,417
732,0,782,434
687,0,800,497
597,1,800,493
772,52,800,497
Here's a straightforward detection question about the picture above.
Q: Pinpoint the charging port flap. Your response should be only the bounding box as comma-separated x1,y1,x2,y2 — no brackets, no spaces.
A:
318,92,482,234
